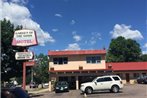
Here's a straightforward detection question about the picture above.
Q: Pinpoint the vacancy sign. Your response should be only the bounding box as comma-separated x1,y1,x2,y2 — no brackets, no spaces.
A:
12,29,38,47
15,52,33,60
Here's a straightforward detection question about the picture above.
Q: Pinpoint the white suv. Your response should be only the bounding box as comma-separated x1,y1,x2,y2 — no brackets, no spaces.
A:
80,75,123,94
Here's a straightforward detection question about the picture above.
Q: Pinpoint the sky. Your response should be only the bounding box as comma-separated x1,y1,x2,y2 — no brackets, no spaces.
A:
1,0,147,55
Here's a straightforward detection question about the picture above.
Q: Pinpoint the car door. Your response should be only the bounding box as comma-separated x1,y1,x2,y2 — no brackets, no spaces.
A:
95,77,112,90
94,77,105,90
101,77,113,89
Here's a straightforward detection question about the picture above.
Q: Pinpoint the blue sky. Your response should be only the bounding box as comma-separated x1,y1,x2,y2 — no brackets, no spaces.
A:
1,0,147,55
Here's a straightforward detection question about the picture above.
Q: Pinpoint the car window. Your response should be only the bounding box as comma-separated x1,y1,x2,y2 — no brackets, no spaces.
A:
104,77,112,81
96,78,104,82
97,77,112,82
113,77,120,81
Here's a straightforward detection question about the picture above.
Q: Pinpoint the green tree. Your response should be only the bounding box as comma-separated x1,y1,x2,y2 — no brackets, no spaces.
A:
106,36,141,62
32,54,49,85
140,54,147,61
1,19,29,82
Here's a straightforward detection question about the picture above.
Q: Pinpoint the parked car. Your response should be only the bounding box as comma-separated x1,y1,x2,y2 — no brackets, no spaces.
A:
1,87,31,98
80,75,123,94
5,83,16,88
29,82,38,88
137,75,147,84
43,83,49,88
54,81,69,93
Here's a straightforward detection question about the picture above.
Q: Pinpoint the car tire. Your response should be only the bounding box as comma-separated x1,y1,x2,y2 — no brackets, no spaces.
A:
85,87,93,94
111,85,119,93
55,91,59,93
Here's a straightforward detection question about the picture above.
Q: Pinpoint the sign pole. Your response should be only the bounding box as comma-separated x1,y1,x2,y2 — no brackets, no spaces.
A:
22,48,27,90
22,61,26,89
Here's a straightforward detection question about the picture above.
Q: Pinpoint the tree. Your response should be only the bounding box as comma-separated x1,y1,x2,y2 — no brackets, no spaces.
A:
140,54,147,61
1,19,29,82
106,36,142,62
31,54,49,85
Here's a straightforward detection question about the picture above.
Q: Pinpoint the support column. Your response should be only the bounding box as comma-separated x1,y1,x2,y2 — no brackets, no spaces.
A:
56,76,59,81
76,76,79,90
49,80,51,91
49,74,52,91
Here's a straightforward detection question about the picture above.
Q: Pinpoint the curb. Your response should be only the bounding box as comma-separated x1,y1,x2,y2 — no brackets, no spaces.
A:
28,88,49,94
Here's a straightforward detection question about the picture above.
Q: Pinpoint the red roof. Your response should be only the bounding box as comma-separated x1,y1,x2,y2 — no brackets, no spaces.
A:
48,50,106,56
106,62,147,71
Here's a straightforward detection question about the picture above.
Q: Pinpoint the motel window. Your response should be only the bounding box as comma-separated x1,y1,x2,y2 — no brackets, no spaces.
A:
142,73,146,76
86,56,101,64
133,73,139,78
53,57,68,65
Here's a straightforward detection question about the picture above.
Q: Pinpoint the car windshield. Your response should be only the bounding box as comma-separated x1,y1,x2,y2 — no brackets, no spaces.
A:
56,81,67,85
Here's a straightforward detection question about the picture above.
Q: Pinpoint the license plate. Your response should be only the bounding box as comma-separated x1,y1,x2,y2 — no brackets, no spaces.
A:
60,87,63,90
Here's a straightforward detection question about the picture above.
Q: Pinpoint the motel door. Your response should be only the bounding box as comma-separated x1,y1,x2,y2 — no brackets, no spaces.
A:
125,73,130,83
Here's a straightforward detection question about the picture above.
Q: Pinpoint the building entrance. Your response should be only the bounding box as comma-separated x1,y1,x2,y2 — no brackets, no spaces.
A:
59,76,76,89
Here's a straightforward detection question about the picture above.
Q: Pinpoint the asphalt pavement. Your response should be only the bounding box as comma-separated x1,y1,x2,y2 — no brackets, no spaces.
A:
31,84,147,98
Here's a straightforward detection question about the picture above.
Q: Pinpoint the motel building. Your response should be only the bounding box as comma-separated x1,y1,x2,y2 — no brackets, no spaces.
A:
48,49,147,91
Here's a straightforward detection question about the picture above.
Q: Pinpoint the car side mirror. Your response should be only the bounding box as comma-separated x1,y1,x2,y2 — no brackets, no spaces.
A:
94,82,97,85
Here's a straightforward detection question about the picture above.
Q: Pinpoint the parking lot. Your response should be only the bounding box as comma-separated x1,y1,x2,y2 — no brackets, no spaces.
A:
31,84,147,98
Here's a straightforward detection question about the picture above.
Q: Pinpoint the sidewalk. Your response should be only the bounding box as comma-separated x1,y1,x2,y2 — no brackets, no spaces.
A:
28,88,49,94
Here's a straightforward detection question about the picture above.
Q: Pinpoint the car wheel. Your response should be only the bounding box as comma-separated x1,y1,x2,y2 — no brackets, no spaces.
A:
55,91,59,93
111,85,119,93
85,87,93,94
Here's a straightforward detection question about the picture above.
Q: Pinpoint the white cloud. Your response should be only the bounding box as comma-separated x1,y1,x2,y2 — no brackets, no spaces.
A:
72,31,81,42
70,19,76,25
90,38,96,45
90,32,102,45
73,35,81,42
11,0,28,5
65,43,81,50
142,43,147,54
142,50,147,54
110,24,143,40
11,0,20,3
143,43,147,48
0,1,55,46
55,13,62,18
52,28,59,32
